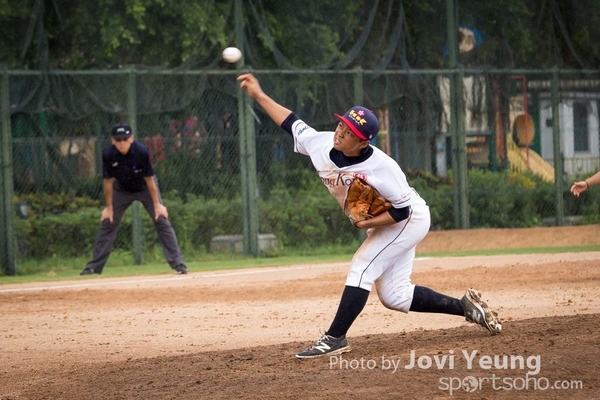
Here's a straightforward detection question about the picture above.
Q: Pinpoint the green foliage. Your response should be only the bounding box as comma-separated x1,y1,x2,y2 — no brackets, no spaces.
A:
94,0,230,66
166,194,243,252
154,152,241,200
410,169,574,229
16,208,99,258
407,170,454,230
259,0,362,67
3,0,230,69
466,169,540,228
15,192,100,217
0,0,31,67
4,0,600,69
260,183,357,247
564,177,600,223
265,160,323,194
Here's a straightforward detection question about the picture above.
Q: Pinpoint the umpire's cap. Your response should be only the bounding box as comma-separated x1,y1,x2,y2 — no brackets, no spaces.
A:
111,123,133,138
334,106,379,141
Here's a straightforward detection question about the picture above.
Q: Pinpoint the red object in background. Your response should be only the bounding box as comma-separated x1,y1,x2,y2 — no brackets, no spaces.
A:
144,135,166,164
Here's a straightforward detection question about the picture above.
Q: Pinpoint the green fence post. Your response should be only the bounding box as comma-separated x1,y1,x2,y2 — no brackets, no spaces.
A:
446,0,469,229
128,68,143,264
238,86,249,252
244,92,259,256
236,0,259,256
551,67,564,226
456,68,469,229
238,89,259,257
0,69,16,275
489,113,498,172
238,90,259,256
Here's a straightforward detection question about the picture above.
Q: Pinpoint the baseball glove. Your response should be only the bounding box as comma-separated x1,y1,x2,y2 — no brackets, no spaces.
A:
344,178,392,225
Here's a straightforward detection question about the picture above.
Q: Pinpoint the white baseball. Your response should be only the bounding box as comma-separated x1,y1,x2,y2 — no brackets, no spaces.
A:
222,47,242,63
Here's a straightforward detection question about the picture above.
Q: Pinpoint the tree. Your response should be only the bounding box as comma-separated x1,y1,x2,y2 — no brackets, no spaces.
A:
1,0,599,70
1,0,231,69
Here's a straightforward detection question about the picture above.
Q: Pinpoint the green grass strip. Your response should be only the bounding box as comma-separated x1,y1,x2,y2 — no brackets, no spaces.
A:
1,245,598,285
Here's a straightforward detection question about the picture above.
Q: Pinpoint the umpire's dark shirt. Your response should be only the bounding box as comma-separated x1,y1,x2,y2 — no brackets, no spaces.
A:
102,141,154,192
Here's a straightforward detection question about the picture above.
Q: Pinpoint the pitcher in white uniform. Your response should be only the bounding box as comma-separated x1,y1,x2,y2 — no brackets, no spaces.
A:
237,73,502,359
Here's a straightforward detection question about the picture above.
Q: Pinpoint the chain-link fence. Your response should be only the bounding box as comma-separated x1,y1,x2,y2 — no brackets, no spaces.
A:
2,68,600,273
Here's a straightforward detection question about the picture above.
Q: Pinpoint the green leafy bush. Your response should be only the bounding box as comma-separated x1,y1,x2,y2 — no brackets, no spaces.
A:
467,169,541,228
16,208,99,258
260,183,357,247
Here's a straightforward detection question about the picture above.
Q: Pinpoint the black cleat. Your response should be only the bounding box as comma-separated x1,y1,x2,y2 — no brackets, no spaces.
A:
174,264,188,274
296,334,352,359
80,268,100,276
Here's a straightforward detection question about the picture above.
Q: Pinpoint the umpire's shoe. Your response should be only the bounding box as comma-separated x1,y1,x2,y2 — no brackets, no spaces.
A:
173,264,188,274
80,267,101,276
460,288,502,335
296,333,351,359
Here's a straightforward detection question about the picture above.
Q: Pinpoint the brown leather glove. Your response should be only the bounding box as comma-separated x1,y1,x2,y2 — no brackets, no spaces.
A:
344,178,392,225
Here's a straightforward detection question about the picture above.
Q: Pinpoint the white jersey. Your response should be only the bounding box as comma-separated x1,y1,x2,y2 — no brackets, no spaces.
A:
288,115,431,306
291,118,426,214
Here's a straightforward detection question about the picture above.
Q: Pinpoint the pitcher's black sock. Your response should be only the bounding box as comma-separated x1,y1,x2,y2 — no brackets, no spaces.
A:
409,285,464,316
326,285,370,338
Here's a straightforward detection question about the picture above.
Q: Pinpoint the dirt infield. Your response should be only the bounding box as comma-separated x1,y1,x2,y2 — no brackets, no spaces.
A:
1,226,599,399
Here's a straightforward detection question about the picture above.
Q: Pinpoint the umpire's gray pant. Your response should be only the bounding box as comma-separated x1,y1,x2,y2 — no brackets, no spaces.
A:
84,180,184,273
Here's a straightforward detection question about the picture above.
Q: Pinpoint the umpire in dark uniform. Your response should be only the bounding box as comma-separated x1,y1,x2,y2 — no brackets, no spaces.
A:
80,123,188,275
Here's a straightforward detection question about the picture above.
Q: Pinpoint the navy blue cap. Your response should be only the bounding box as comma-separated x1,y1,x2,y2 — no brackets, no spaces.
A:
334,106,379,140
111,123,133,138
